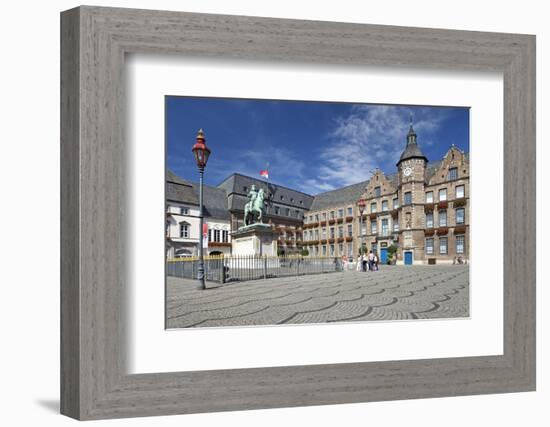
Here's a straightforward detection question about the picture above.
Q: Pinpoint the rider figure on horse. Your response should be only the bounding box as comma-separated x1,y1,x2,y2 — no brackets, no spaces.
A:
244,184,265,226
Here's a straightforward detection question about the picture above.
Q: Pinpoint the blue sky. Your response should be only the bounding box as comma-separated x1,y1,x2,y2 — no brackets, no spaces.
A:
166,96,469,194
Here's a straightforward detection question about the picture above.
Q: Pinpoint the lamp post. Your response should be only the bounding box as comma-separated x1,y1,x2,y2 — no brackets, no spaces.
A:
192,128,211,290
357,198,366,257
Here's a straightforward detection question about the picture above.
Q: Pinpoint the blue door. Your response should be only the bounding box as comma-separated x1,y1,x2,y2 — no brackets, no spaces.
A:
404,251,413,265
380,248,388,264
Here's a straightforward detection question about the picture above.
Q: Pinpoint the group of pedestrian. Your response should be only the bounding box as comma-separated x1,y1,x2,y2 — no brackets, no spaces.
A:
356,250,379,272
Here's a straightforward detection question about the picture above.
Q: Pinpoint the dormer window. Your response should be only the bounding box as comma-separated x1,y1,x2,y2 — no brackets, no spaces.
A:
374,186,381,197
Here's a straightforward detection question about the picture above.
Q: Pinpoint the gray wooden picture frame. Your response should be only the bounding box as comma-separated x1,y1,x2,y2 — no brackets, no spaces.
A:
60,5,536,420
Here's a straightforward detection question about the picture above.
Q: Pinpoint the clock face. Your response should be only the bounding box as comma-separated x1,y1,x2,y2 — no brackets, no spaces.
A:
403,167,412,177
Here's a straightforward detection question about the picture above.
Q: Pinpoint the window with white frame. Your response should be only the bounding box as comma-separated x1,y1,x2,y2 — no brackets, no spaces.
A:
214,229,220,242
374,186,381,197
439,210,447,227
370,202,377,213
404,191,412,205
338,226,344,238
338,208,344,218
322,245,327,256
456,208,465,224
347,206,353,216
439,237,448,254
222,230,229,243
179,222,190,238
371,220,377,234
456,235,465,254
456,185,465,199
439,188,447,201
382,200,389,211
426,191,433,203
426,212,434,228
330,244,335,256
426,238,434,255
393,197,399,209
381,218,389,236
180,206,189,215
347,224,353,237
393,219,399,232
448,167,458,180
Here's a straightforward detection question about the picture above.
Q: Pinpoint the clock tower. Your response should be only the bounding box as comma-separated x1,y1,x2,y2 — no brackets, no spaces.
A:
396,117,428,264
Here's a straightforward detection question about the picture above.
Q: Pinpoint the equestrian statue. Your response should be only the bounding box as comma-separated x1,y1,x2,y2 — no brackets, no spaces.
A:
243,184,266,226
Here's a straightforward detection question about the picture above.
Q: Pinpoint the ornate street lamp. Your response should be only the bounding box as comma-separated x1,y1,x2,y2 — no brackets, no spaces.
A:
357,198,366,257
192,128,211,290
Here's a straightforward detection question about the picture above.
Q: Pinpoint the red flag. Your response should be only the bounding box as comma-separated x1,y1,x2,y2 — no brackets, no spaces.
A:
260,169,269,179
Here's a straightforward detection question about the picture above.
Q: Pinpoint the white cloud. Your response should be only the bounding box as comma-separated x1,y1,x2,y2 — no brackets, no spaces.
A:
309,105,447,189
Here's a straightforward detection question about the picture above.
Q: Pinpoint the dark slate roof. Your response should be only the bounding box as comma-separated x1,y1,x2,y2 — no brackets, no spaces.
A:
191,183,230,220
309,180,369,211
166,169,230,220
166,169,193,186
397,142,428,165
166,169,199,205
217,173,315,211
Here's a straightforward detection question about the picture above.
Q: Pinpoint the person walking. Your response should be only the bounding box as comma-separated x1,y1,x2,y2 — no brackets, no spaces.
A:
374,253,379,271
362,251,368,272
368,250,375,272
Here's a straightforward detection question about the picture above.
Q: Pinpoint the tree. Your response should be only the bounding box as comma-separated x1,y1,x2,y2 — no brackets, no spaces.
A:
301,248,309,256
387,244,398,264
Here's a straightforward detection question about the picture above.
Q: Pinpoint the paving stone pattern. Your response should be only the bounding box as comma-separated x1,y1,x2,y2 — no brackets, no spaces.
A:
166,265,469,329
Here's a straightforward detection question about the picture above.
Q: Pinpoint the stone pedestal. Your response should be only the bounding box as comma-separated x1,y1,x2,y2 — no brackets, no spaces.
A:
231,223,276,256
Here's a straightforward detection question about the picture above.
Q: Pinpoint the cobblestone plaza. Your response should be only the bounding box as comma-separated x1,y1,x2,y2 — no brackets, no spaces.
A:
166,265,469,329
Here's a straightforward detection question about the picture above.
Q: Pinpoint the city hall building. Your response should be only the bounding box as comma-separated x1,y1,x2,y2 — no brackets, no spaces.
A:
166,122,469,265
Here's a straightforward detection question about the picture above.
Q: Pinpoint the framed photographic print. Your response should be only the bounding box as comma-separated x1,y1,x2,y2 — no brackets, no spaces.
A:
61,6,536,420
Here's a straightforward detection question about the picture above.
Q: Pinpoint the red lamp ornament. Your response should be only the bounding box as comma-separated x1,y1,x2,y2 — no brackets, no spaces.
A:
192,128,211,170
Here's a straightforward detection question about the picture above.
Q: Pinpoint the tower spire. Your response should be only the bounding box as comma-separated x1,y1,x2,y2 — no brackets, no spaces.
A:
396,113,427,166
407,113,417,145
